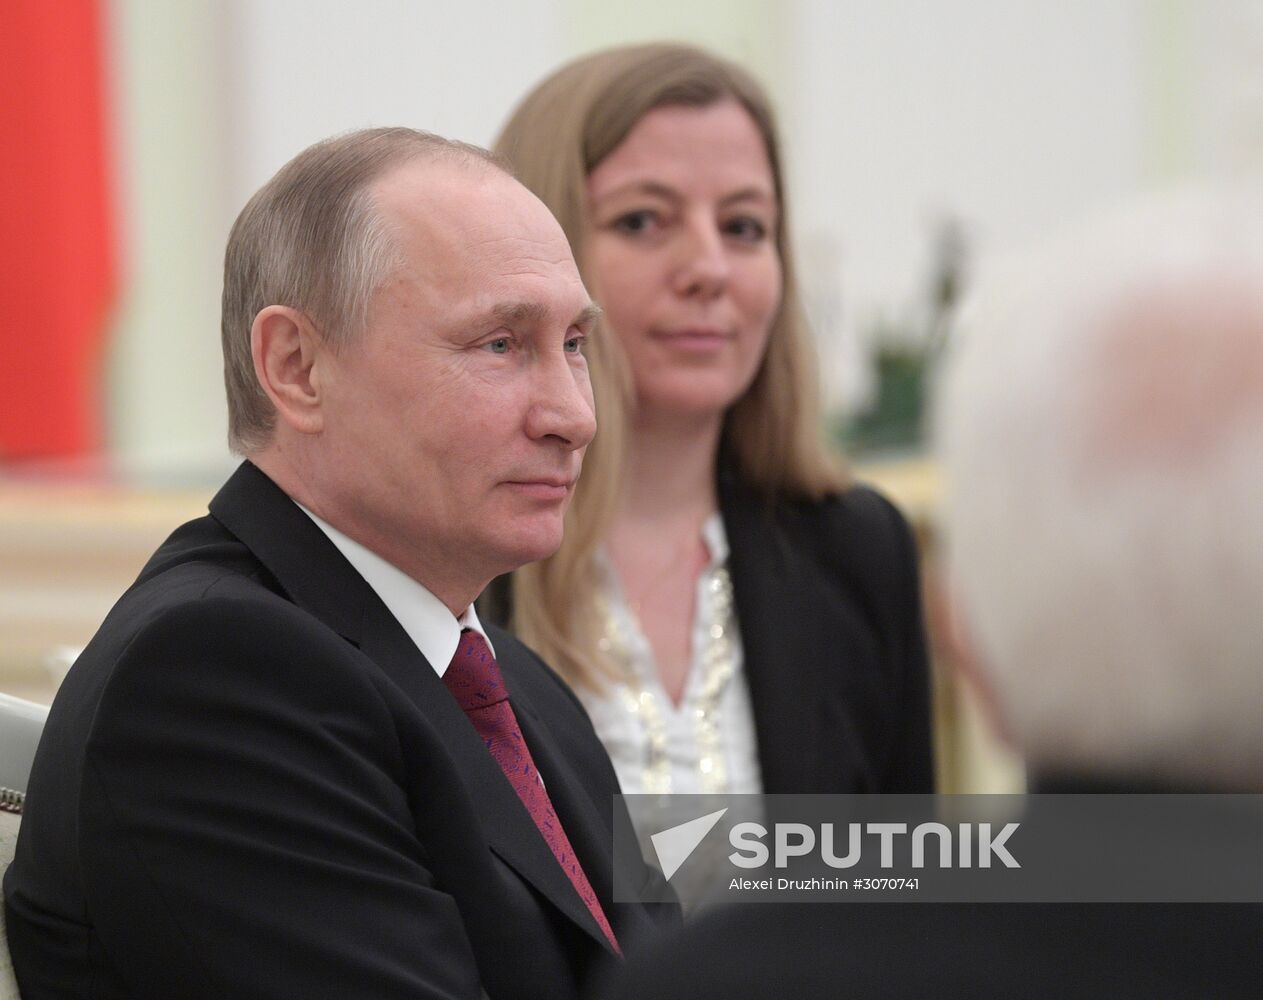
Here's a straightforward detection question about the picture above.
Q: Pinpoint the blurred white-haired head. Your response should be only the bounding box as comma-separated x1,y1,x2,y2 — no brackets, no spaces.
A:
935,185,1263,790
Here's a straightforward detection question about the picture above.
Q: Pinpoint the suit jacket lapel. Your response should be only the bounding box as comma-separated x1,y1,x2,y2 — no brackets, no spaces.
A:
208,462,611,948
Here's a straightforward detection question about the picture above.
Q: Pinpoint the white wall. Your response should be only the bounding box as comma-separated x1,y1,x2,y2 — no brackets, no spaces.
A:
786,0,1149,407
223,0,568,206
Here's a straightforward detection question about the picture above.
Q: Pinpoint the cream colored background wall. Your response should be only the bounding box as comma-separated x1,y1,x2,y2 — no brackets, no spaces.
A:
104,0,233,479
98,0,1263,478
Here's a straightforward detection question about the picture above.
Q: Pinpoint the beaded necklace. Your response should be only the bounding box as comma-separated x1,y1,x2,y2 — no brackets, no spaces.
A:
596,563,738,794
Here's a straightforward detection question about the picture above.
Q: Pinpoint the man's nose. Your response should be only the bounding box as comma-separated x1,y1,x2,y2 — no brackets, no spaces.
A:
671,216,731,299
524,349,597,450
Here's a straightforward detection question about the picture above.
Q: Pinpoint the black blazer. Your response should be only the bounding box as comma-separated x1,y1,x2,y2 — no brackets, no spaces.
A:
481,469,934,795
5,462,675,1000
719,471,934,793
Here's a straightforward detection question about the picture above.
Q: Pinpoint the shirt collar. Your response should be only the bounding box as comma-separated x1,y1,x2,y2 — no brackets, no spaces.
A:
700,512,729,566
294,502,494,677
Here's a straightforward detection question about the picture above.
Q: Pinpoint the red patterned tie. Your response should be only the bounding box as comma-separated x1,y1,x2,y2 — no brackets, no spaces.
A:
443,629,621,954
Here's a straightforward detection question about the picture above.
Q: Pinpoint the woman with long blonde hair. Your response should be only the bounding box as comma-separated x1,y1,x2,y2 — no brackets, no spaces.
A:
487,43,933,796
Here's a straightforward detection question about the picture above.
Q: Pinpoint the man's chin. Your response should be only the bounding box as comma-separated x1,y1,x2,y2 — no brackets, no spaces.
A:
491,524,566,575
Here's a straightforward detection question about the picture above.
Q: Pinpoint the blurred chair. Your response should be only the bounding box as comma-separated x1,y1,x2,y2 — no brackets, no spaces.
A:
0,692,48,1000
0,695,47,811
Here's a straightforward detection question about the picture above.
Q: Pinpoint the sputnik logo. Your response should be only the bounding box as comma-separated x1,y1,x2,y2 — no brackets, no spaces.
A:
649,808,728,880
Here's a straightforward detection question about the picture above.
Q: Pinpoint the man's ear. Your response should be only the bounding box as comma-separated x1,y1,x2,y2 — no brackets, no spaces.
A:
251,305,327,435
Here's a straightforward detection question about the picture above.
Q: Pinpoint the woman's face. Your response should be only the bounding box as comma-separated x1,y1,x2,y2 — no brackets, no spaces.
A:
584,99,782,426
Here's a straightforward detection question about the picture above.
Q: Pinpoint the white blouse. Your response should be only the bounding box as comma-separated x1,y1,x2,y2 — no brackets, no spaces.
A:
578,515,763,796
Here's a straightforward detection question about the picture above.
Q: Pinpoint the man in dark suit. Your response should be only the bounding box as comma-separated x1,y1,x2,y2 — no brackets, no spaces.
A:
5,127,674,1000
606,188,1263,998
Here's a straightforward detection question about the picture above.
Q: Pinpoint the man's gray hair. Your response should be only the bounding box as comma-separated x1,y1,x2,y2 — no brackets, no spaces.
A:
936,186,1263,789
221,127,503,452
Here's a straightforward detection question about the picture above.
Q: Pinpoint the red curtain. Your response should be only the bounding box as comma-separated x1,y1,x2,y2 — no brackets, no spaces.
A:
0,0,117,459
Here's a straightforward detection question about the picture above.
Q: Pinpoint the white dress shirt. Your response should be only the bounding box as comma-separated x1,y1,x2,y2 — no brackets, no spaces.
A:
295,503,493,676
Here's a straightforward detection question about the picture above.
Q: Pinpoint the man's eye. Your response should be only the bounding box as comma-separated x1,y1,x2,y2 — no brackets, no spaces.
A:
485,338,510,354
564,335,584,354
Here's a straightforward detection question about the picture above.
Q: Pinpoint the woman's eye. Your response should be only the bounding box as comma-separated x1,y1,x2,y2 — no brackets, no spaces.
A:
485,338,511,354
612,209,659,235
724,216,769,242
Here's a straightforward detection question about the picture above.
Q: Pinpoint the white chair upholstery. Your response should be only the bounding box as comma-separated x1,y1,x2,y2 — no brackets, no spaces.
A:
0,692,47,1000
0,810,21,999
0,695,47,812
